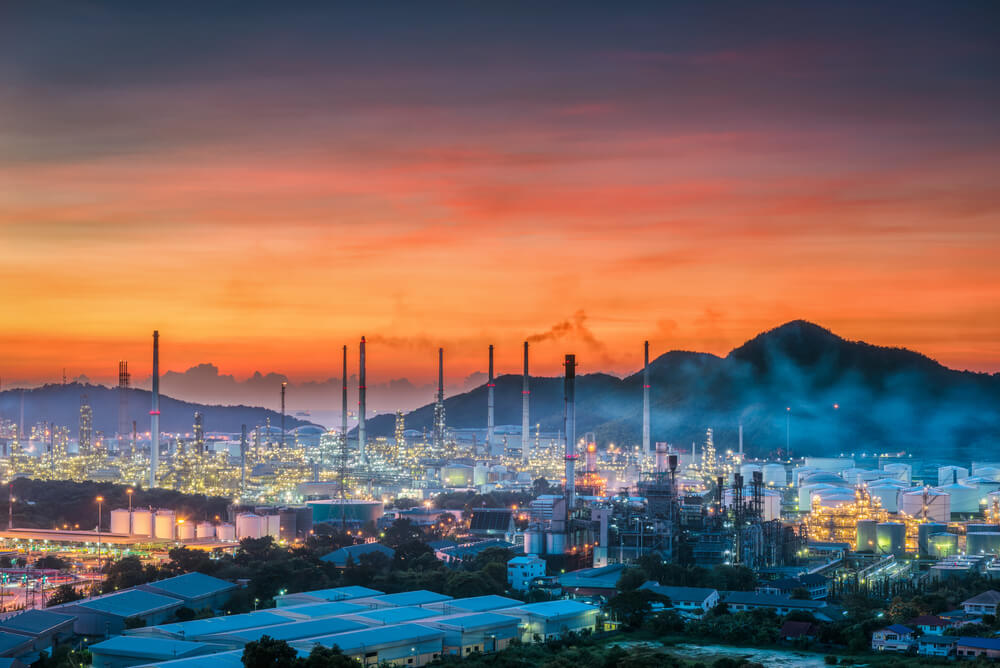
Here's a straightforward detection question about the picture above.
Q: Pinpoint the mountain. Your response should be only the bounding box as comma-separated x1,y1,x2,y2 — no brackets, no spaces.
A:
362,321,1000,460
0,382,317,436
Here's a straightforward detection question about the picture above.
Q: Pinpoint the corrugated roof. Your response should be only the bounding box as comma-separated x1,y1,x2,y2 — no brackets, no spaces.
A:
285,586,384,602
301,623,445,652
351,607,439,624
0,632,31,655
430,613,520,630
958,636,1000,650
962,590,1000,605
437,595,523,613
638,583,718,602
366,590,452,607
144,572,237,600
221,616,367,643
141,610,292,638
723,592,827,609
90,635,224,660
279,601,367,619
140,649,246,667
0,609,75,635
502,600,597,619
321,543,395,566
77,589,182,617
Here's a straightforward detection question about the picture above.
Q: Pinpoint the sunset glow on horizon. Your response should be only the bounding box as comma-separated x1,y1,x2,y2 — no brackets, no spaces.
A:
3,2,999,388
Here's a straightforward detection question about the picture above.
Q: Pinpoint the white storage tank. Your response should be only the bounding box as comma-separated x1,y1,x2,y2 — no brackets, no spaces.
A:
973,462,1000,476
793,467,818,487
938,466,970,486
474,464,489,486
762,464,787,486
883,463,912,484
154,511,176,540
217,523,236,541
799,483,836,510
545,532,565,554
110,509,131,535
899,489,950,522
841,468,882,485
524,529,544,555
804,457,854,473
867,484,902,512
265,515,280,539
812,490,856,511
973,467,1000,483
441,464,474,487
935,483,979,514
802,472,850,488
177,521,195,541
131,509,153,536
196,521,215,539
236,513,263,539
740,464,762,481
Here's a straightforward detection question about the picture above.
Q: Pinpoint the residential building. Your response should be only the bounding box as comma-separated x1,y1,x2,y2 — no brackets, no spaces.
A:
957,636,1000,659
917,635,957,657
906,615,953,635
961,590,1000,616
871,625,916,652
638,583,719,612
507,555,545,592
558,564,625,599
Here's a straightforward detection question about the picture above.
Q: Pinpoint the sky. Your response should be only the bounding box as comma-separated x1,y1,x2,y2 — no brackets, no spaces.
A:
2,1,999,396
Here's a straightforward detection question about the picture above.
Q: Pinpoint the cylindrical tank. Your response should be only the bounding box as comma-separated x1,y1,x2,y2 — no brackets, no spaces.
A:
524,529,544,555
967,524,1000,533
278,509,297,541
196,521,215,539
110,509,131,535
867,484,902,512
293,507,313,538
154,511,176,540
967,532,1000,556
740,464,762,481
792,467,817,487
812,489,856,511
177,521,195,541
305,500,384,525
545,532,566,555
473,464,489,486
762,464,787,486
217,523,236,541
918,523,947,557
934,483,979,514
938,466,970,486
973,462,1000,476
857,520,877,553
265,515,280,539
964,478,1000,499
236,513,263,539
804,457,854,473
883,463,912,484
799,483,836,509
973,467,1000,482
131,509,153,536
876,522,906,557
441,465,474,487
899,489,951,522
929,532,958,558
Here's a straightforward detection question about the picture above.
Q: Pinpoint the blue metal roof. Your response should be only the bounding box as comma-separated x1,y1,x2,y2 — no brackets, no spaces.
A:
222,616,367,643
885,624,914,634
300,623,445,652
77,589,182,617
141,649,246,668
0,609,75,635
0,632,31,655
143,610,293,638
90,636,225,660
366,590,452,607
145,572,237,600
352,606,439,625
431,612,521,630
958,636,1000,650
438,595,522,613
503,600,598,619
280,601,367,618
288,586,384,602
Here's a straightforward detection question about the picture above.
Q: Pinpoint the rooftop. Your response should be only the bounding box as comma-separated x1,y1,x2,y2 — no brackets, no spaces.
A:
0,632,31,655
430,612,520,631
502,600,598,619
221,616,367,643
435,596,523,613
136,610,293,638
957,636,1000,650
321,543,395,566
723,592,827,609
74,589,182,617
350,606,440,625
279,601,367,619
364,590,452,607
143,572,238,600
285,586,384,602
638,583,718,602
90,635,224,660
299,622,445,652
0,609,75,635
962,590,1000,606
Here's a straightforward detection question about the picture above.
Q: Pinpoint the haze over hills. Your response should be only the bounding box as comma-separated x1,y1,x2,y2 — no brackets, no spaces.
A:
362,321,1000,460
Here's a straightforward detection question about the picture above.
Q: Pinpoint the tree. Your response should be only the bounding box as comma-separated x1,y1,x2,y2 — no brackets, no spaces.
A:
606,590,668,628
34,555,70,570
615,567,648,592
242,635,299,668
46,584,83,607
102,556,161,593
790,587,812,600
301,645,361,668
383,519,424,548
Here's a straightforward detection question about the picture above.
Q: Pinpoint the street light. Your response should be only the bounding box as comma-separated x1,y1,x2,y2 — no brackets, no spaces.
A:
126,488,134,534
96,496,104,571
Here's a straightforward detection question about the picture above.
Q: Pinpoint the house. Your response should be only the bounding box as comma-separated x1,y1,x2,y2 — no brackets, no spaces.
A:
871,625,916,652
498,600,599,642
780,621,818,641
961,590,1000,616
558,565,626,599
957,636,1000,659
90,636,226,668
917,635,957,657
507,555,545,592
722,592,828,616
0,609,75,655
138,572,238,611
906,615,953,635
436,540,514,565
638,583,719,612
756,574,828,600
320,543,395,568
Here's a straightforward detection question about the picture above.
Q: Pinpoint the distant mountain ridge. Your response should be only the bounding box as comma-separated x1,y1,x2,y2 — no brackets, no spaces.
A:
362,320,1000,459
0,382,317,436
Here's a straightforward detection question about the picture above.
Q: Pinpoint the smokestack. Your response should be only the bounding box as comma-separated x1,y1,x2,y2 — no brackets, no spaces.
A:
433,347,446,448
438,347,444,402
280,382,286,449
487,345,495,454
656,442,667,474
359,336,366,463
738,422,743,463
149,331,159,488
240,424,247,496
522,342,530,465
341,345,348,439
643,340,650,457
564,354,577,509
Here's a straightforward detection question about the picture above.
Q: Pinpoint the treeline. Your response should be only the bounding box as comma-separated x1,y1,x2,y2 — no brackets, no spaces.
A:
9,479,231,530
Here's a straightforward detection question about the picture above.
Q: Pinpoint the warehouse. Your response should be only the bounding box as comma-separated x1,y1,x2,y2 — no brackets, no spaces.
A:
0,609,75,655
428,612,521,655
90,636,225,668
294,622,446,667
53,589,184,636
138,572,238,612
206,615,367,646
426,595,523,615
123,609,294,642
275,586,383,608
356,590,453,609
499,600,599,641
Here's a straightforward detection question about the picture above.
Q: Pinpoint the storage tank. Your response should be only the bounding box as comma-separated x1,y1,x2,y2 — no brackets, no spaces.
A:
802,472,851,488
441,464,474,487
792,467,818,486
236,513,263,539
974,467,1000,482
264,515,280,539
110,509,131,535
967,532,1000,556
918,523,947,557
740,464,762,480
196,521,215,539
473,464,489,486
935,483,979,514
973,462,1000,476
154,511,176,540
804,457,854,473
938,466,970,486
883,463,912,484
293,506,313,538
841,468,881,485
928,532,958,558
545,532,566,554
964,477,1000,498
524,529,544,555
966,524,1000,533
876,522,906,557
177,521,195,541
867,484,902,512
131,509,153,536
856,520,877,553
799,483,836,510
762,464,787,486
899,489,951,522
278,509,297,542
305,499,384,525
217,523,236,541
812,490,856,511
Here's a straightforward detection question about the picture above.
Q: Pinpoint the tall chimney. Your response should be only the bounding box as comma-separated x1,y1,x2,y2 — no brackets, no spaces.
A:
564,354,577,509
738,422,744,463
656,442,667,474
341,345,348,440
280,382,287,449
521,342,530,465
433,347,446,448
149,331,159,488
487,345,495,455
240,424,247,496
643,340,650,457
359,336,366,463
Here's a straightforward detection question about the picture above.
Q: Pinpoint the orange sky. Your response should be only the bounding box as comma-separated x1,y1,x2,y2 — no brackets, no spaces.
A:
2,3,999,387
